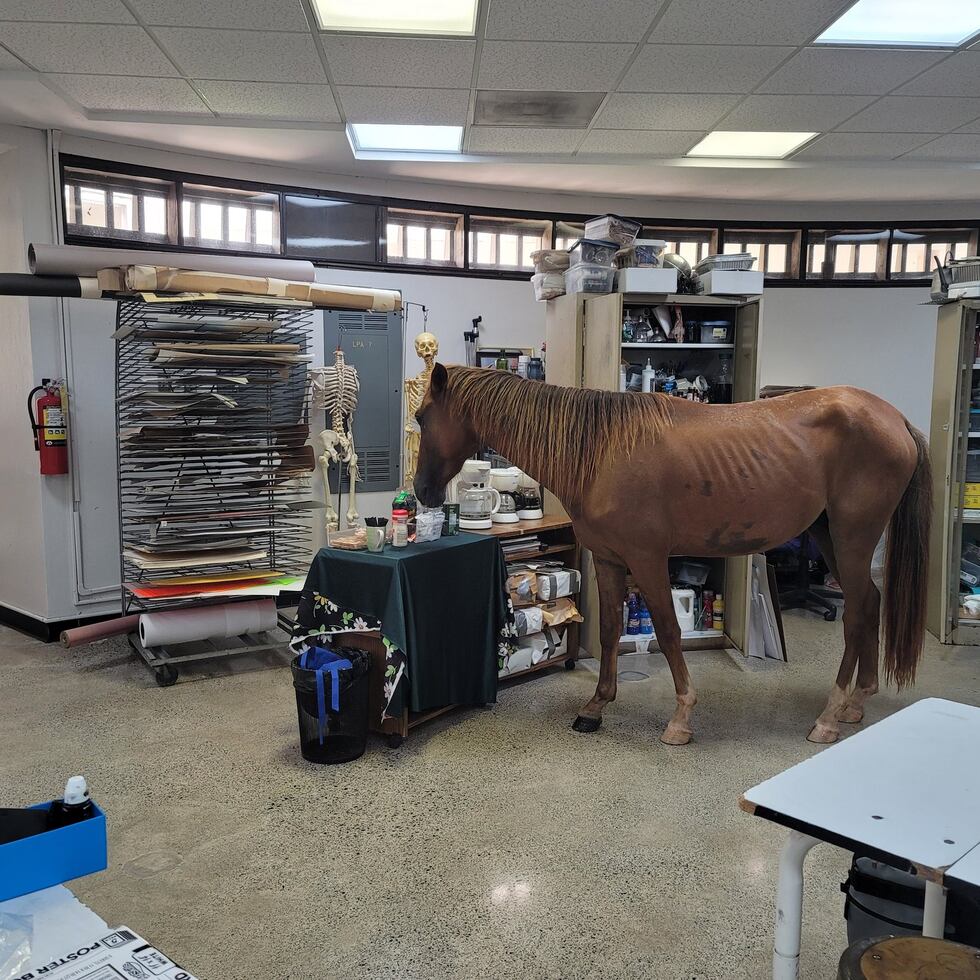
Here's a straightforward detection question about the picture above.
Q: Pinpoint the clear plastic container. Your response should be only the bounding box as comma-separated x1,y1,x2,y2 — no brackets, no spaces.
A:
565,263,615,294
616,239,668,268
585,214,642,246
531,271,565,301
567,238,619,268
530,249,570,273
695,252,756,274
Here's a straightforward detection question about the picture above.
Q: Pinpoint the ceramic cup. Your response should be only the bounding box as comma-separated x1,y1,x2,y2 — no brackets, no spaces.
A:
366,526,385,552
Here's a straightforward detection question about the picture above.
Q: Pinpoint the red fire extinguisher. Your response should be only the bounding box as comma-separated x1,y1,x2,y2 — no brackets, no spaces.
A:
28,379,68,476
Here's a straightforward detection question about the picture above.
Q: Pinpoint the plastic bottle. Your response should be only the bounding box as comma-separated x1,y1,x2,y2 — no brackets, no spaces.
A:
392,509,409,548
712,594,725,633
626,591,640,635
619,364,628,393
47,776,95,829
702,589,714,630
641,358,655,393
638,598,653,634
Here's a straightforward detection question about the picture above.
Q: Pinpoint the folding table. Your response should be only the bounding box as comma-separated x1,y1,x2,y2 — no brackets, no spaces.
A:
740,698,980,980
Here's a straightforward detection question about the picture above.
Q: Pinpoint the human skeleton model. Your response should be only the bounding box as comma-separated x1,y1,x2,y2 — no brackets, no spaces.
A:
404,331,439,486
311,348,360,530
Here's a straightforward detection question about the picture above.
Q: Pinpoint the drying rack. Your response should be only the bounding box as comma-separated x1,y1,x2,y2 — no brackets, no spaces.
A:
114,297,314,685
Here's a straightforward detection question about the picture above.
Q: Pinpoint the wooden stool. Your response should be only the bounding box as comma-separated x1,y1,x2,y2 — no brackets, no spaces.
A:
838,936,980,979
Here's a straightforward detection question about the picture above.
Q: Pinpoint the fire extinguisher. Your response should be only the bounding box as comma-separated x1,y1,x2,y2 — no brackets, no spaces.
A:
27,379,68,476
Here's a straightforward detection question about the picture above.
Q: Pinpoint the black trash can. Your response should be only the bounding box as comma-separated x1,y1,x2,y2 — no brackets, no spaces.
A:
291,646,370,764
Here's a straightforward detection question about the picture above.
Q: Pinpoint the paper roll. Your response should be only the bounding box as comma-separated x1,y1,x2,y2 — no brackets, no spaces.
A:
138,598,277,647
0,273,101,298
61,614,141,648
29,244,316,282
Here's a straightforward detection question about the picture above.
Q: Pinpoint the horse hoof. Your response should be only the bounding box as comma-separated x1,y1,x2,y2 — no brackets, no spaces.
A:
572,715,601,733
660,726,692,746
837,706,864,724
807,723,839,744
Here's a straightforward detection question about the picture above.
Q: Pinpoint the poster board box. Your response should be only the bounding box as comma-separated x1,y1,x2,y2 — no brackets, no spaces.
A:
616,267,678,293
698,270,763,295
0,801,107,902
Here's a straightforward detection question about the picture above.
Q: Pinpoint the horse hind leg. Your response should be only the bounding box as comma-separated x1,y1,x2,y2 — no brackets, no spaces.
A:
634,564,697,745
573,558,627,733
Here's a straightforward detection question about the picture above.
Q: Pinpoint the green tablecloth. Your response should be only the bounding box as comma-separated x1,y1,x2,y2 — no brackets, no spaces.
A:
291,533,511,714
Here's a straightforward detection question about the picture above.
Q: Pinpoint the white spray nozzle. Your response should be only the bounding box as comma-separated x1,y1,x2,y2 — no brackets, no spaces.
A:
63,775,89,806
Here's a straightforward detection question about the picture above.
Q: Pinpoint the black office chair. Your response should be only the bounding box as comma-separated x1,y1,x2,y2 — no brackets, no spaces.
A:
772,530,838,622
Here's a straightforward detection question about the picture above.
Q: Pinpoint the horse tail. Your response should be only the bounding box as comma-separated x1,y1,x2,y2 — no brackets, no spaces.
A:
883,422,931,689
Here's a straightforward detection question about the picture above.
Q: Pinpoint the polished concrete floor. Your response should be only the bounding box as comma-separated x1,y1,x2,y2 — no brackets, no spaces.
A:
2,613,978,979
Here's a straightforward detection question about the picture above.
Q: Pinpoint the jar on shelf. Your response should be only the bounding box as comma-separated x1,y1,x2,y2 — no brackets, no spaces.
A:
392,509,409,548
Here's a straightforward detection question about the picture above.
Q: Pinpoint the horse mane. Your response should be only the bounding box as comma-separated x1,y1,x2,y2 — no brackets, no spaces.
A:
443,366,674,501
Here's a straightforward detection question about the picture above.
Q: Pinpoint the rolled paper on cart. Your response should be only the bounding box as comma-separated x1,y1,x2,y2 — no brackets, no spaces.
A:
0,273,101,299
138,598,277,648
122,266,401,312
29,243,316,282
60,614,141,648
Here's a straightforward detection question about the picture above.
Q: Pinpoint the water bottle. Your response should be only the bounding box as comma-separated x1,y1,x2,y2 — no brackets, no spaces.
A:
47,776,95,829
626,591,640,635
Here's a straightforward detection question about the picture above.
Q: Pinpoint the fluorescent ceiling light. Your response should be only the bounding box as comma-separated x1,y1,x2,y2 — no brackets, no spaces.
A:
815,0,980,46
313,0,478,35
347,123,463,154
687,131,818,159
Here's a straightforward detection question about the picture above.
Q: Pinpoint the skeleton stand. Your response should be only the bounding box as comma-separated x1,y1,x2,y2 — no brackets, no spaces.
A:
311,349,360,530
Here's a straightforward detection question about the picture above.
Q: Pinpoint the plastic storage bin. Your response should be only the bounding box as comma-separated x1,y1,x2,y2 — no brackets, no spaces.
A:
565,263,615,294
585,213,642,246
531,271,565,301
616,239,668,268
530,249,570,273
567,238,618,267
695,252,756,274
291,647,370,764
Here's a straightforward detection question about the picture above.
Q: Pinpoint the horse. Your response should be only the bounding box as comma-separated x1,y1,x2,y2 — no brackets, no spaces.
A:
413,364,931,746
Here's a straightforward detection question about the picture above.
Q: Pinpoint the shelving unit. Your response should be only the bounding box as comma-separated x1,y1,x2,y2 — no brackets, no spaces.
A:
927,299,980,645
545,290,762,658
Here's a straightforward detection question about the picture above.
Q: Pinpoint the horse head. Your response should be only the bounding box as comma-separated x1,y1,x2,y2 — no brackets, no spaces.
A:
413,363,479,506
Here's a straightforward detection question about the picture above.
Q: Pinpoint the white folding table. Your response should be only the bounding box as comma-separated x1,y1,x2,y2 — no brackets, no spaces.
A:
740,697,980,980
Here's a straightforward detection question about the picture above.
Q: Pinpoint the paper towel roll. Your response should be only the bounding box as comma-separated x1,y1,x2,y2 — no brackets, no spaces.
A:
138,599,277,647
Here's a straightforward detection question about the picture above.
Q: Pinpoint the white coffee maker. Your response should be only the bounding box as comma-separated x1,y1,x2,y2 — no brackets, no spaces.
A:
457,459,501,530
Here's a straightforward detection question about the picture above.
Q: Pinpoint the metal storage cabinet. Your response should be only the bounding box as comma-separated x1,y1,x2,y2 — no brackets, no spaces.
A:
323,309,403,493
545,290,762,657
927,300,980,645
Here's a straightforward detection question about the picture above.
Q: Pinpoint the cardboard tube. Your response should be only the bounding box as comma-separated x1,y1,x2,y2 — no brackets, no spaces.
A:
138,598,277,647
29,244,316,282
60,614,141,648
0,273,101,298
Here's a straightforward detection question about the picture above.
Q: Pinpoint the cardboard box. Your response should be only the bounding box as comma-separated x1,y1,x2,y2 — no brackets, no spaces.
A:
698,269,763,295
0,800,107,902
617,266,678,293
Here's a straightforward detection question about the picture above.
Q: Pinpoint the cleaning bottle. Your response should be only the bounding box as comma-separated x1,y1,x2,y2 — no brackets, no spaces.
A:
712,594,725,634
47,776,95,829
626,591,640,635
641,358,655,393
638,597,653,634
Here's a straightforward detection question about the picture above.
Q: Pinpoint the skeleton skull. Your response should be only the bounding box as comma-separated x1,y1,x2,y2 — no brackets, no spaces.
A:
414,332,439,361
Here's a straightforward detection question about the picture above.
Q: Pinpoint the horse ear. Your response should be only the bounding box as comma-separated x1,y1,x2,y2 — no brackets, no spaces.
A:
430,362,448,397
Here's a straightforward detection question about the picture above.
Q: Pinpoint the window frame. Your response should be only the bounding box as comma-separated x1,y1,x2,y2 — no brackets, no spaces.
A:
719,228,802,279
467,215,553,272
383,207,464,268
180,183,280,254
804,228,890,282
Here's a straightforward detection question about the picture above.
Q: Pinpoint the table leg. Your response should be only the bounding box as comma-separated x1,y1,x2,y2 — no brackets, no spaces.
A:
922,879,947,938
772,830,821,980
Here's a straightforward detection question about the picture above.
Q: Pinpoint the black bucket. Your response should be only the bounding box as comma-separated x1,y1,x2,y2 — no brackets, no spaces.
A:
291,647,370,764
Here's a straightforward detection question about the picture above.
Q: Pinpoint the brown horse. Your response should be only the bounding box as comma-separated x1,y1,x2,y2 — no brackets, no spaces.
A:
413,364,931,745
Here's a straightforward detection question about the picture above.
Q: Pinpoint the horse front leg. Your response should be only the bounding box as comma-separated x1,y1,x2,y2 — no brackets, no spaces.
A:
573,558,627,733
635,563,697,745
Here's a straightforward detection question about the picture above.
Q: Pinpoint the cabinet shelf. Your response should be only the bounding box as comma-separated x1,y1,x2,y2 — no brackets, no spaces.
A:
621,342,734,350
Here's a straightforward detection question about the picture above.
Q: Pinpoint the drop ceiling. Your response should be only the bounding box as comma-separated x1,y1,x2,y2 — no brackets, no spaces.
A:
1,0,979,206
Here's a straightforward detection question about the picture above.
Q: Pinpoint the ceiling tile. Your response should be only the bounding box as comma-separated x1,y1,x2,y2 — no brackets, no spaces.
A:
468,127,583,154
153,28,323,83
322,36,475,89
0,23,175,75
792,132,941,160
901,134,980,160
130,0,309,32
337,87,470,125
0,46,26,69
196,81,339,121
760,47,947,96
838,96,980,133
651,0,851,45
0,0,134,23
486,0,663,42
578,129,703,155
596,93,740,129
721,94,876,131
621,44,793,94
46,73,209,113
896,52,980,97
479,41,634,91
